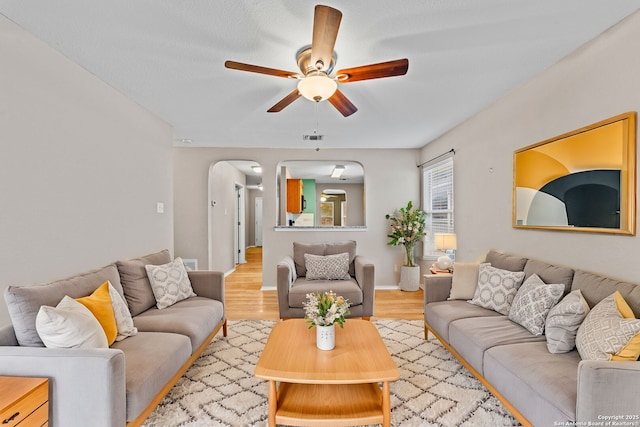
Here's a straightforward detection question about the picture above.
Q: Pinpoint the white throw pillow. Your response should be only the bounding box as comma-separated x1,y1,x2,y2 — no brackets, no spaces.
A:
35,296,108,349
545,289,590,353
448,263,480,300
469,263,525,315
107,281,138,341
304,252,351,280
508,274,564,336
145,257,196,309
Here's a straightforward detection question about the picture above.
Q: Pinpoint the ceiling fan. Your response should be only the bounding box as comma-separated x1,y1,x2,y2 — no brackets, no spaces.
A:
224,5,409,117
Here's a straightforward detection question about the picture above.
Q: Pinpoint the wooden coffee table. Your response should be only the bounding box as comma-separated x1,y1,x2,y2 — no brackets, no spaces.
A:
255,319,399,427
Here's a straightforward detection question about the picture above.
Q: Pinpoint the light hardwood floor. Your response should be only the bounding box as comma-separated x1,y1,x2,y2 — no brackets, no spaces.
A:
225,247,424,321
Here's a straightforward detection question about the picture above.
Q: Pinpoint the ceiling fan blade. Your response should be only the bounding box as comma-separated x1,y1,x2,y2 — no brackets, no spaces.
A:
267,89,302,113
336,58,409,83
328,90,357,117
310,5,342,72
225,60,299,79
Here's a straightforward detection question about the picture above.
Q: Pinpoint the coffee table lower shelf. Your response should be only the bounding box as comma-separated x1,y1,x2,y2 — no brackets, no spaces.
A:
271,381,391,427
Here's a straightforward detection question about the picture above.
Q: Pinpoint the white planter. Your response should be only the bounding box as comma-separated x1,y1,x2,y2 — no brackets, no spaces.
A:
399,266,421,292
316,324,335,350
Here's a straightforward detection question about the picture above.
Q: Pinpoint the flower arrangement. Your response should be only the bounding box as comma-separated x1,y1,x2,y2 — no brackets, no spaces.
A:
385,200,427,267
303,291,350,328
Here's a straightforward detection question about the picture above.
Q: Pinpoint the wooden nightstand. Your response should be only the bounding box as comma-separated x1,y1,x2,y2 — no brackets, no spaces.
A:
0,376,48,427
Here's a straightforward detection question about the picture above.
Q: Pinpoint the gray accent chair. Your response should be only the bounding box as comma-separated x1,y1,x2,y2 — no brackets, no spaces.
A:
277,241,375,319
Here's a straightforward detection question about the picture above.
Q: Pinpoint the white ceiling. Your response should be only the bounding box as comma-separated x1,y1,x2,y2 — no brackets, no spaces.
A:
1,1,639,149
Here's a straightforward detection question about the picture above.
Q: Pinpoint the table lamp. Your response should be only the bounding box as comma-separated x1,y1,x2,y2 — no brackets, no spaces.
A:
434,233,457,270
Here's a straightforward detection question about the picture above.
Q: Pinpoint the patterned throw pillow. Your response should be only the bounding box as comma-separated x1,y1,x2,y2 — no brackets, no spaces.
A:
576,291,640,361
304,253,351,280
508,274,564,336
145,257,196,309
545,289,590,353
107,281,138,341
469,263,525,315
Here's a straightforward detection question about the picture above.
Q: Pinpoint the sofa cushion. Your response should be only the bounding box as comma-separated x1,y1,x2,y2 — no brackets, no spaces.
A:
4,263,122,347
508,274,564,336
117,250,171,316
133,296,224,351
448,263,480,300
293,242,326,277
304,253,351,280
145,257,196,309
288,278,363,308
425,300,501,342
571,270,640,317
35,296,108,349
325,241,357,276
111,331,191,422
483,342,580,426
523,258,574,294
485,250,528,272
545,289,590,354
469,263,525,315
575,292,640,361
76,281,118,345
448,316,545,374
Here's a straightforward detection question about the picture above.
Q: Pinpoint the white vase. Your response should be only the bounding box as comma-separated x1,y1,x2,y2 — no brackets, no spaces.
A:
316,324,335,350
399,265,420,291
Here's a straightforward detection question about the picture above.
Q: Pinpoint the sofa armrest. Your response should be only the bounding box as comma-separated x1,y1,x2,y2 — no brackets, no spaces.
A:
423,274,453,304
0,346,126,427
188,270,224,304
277,256,295,316
576,360,640,422
354,256,375,317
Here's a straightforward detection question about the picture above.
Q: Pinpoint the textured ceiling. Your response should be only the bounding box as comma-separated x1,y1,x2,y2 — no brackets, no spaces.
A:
1,1,639,149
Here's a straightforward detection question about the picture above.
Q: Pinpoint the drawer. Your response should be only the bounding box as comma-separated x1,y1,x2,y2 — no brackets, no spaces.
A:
17,401,48,427
0,381,48,427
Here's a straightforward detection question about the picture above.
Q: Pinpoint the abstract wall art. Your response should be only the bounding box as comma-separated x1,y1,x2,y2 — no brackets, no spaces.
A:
513,112,636,235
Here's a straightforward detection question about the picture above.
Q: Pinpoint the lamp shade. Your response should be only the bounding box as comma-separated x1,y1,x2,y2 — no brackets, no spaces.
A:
434,233,457,250
297,74,337,102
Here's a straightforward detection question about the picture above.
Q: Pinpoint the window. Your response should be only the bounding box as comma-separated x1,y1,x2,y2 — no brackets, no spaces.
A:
422,154,454,255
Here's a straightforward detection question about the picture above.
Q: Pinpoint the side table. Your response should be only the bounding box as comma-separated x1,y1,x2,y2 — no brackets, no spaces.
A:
0,376,49,427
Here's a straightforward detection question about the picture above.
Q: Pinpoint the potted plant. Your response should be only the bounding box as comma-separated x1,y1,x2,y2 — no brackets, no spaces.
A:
385,201,427,291
303,291,350,350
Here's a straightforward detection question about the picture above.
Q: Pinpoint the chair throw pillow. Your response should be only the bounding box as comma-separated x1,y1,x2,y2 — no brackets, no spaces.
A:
545,289,590,353
469,263,525,315
508,274,564,336
145,257,196,309
304,252,351,280
35,296,109,349
448,263,480,300
576,291,640,361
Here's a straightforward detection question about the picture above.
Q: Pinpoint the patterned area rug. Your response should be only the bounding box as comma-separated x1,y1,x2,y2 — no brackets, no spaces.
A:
143,320,520,427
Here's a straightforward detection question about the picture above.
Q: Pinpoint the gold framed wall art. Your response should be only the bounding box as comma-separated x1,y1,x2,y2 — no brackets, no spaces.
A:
513,112,637,235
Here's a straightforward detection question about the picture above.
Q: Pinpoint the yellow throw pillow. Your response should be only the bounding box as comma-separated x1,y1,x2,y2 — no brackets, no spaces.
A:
612,292,640,361
76,281,118,345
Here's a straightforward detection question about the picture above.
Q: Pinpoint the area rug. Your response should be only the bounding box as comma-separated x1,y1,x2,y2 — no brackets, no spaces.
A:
143,320,520,427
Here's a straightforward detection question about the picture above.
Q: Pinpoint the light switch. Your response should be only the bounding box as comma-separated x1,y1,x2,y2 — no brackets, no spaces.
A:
156,202,165,214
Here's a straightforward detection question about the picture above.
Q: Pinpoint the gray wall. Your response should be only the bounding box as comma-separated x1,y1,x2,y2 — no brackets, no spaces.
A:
0,17,174,326
420,11,640,284
174,148,422,288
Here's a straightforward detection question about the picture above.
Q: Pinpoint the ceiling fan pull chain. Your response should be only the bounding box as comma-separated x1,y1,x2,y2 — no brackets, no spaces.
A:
314,102,320,151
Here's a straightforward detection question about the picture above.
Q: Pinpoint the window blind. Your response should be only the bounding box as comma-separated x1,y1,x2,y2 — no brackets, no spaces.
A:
422,155,454,255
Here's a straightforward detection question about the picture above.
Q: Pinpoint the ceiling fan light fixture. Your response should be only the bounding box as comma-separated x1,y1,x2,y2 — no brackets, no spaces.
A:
297,73,337,102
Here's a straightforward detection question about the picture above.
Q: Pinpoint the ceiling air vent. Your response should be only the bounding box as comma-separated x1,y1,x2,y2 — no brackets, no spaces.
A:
303,134,324,141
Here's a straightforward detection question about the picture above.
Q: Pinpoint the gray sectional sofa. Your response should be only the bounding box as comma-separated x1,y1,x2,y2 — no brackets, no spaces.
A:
424,250,640,427
0,250,226,427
